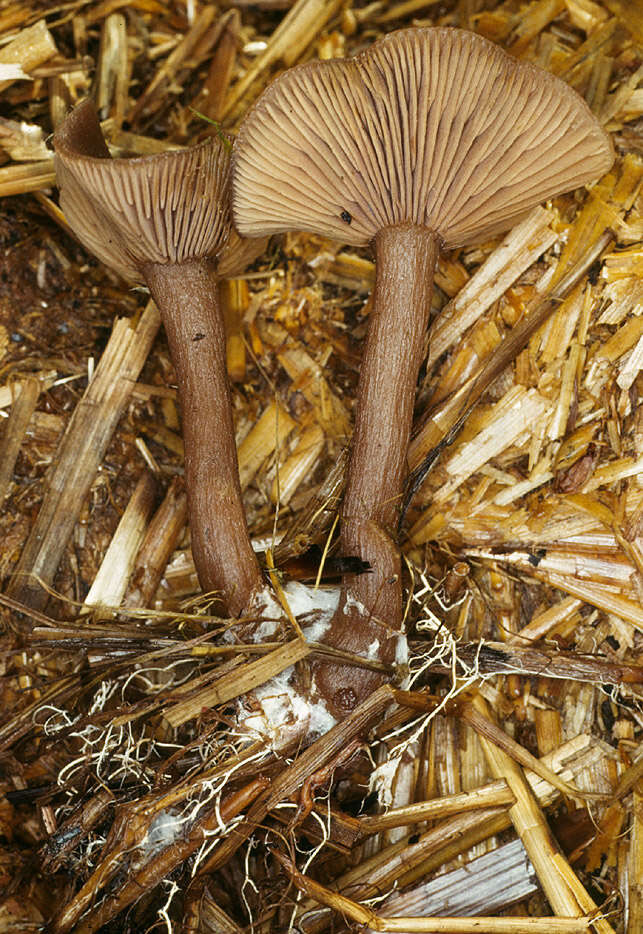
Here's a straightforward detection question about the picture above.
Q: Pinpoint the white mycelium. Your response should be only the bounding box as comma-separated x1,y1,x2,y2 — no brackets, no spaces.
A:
239,582,340,747
239,583,409,747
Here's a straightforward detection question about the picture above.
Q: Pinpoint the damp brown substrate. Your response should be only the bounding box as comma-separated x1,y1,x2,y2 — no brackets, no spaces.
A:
144,258,264,616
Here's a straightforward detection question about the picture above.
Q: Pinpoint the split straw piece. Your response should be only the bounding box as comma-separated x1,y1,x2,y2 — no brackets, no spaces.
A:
0,20,57,93
427,206,558,367
7,303,161,615
237,400,296,490
95,14,128,127
271,421,326,505
164,638,310,727
278,344,351,439
82,471,158,611
0,377,40,505
0,160,55,197
124,476,188,607
221,277,247,382
628,782,643,934
192,9,241,122
432,385,549,504
375,838,545,925
221,0,343,119
358,779,515,833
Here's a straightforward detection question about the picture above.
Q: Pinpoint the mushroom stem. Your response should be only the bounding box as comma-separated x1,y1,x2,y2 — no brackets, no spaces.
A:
315,225,437,717
342,224,438,622
143,258,264,616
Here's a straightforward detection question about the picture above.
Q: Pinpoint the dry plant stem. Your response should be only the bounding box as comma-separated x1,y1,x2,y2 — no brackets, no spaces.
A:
473,695,586,920
358,780,515,833
448,640,643,685
317,226,437,713
183,879,243,934
628,782,643,934
42,789,114,874
144,259,263,616
124,476,188,606
199,684,396,874
0,377,40,505
278,852,593,933
55,777,268,934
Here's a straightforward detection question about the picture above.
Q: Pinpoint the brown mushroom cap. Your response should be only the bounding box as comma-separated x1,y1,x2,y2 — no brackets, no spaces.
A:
54,99,231,283
233,27,614,248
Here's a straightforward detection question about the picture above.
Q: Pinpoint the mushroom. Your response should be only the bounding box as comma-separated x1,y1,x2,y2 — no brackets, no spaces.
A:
232,27,614,714
54,100,266,617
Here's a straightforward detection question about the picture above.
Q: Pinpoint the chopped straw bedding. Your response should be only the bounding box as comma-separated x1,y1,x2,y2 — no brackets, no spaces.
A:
0,0,642,932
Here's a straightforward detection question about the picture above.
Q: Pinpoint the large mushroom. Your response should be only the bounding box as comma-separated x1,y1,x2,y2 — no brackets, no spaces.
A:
54,100,265,617
233,27,614,715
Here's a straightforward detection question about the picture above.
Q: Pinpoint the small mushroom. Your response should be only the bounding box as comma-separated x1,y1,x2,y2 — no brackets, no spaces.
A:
233,27,614,714
54,100,265,617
